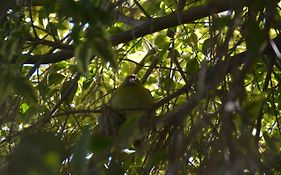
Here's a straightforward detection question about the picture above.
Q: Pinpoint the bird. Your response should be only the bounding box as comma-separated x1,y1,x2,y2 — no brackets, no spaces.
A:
110,74,154,116
110,74,155,149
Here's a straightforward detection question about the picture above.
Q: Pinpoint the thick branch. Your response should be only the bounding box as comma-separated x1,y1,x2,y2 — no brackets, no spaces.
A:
22,0,242,64
23,50,74,64
111,0,241,45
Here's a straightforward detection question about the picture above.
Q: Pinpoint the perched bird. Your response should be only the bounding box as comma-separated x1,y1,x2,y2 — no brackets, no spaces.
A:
110,74,154,116
110,74,155,149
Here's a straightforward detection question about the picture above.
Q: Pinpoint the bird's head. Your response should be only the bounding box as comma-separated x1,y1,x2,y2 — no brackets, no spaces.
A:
123,74,140,86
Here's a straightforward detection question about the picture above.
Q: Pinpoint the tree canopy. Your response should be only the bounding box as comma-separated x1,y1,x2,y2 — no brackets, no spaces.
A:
0,0,281,174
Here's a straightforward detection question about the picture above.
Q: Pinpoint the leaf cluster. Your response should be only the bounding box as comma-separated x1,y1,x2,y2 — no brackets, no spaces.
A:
0,0,281,174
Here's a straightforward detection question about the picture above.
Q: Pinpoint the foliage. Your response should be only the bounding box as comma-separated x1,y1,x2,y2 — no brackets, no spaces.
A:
0,0,281,174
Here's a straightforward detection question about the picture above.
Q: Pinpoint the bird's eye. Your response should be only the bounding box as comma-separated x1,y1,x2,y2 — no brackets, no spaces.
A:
128,77,136,84
126,75,139,84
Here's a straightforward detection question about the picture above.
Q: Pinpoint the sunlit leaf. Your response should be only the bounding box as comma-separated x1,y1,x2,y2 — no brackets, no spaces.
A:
155,34,170,50
48,73,65,86
75,42,93,74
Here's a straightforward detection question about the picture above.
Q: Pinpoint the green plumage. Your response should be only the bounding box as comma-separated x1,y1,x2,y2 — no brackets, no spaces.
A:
109,75,154,149
110,74,154,118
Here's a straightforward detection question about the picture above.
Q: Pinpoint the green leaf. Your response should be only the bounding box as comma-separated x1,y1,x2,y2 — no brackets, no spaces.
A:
0,66,38,105
185,57,199,75
42,0,57,14
48,73,65,86
202,38,211,56
50,61,71,73
243,20,265,53
155,34,170,50
243,94,266,123
20,105,40,123
13,75,38,105
47,22,59,38
92,36,116,69
60,78,78,103
141,0,161,15
187,32,198,47
263,132,281,171
58,0,81,21
20,102,29,114
1,38,19,61
89,135,112,154
75,42,93,74
215,16,231,30
159,73,175,91
87,26,116,69
145,149,168,170
9,131,65,175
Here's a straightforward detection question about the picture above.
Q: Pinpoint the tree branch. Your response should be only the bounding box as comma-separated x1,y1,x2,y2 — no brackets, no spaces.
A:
111,0,241,45
22,0,243,64
23,50,74,64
